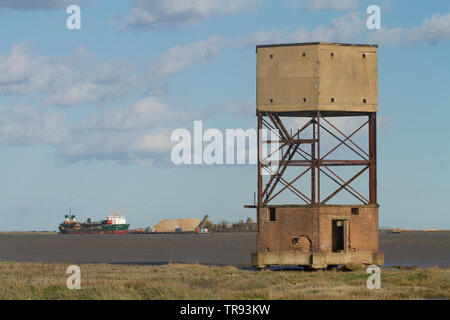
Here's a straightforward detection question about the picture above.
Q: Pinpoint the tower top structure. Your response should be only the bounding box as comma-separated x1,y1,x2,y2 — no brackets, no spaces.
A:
256,42,378,115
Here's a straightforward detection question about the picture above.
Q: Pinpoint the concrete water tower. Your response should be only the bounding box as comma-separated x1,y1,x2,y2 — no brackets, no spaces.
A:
248,42,384,269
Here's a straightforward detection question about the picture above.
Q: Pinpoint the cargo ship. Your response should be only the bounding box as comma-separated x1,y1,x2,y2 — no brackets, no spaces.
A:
58,208,130,234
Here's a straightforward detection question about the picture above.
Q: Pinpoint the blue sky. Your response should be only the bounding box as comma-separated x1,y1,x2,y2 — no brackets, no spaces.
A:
0,0,449,230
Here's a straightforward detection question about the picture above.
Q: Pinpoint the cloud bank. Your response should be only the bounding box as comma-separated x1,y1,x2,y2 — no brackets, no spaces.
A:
0,9,448,166
123,0,263,30
237,12,366,47
0,39,222,107
368,13,450,46
0,0,75,10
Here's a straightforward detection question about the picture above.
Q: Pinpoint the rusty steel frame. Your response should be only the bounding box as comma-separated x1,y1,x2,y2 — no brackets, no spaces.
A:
257,111,377,206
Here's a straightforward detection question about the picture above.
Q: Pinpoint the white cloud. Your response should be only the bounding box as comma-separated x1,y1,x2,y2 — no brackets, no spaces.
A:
57,95,197,165
0,95,198,165
59,95,261,165
0,40,222,107
78,96,195,131
0,38,227,165
149,37,223,81
238,12,365,47
408,13,450,45
58,129,175,165
0,105,69,146
309,0,358,11
239,11,450,47
0,44,59,95
52,95,258,165
44,59,140,107
0,0,72,10
368,13,450,46
0,44,140,107
288,0,358,11
367,28,403,45
123,0,262,30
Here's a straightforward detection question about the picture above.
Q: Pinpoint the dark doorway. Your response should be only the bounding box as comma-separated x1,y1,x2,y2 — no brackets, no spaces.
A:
332,220,345,252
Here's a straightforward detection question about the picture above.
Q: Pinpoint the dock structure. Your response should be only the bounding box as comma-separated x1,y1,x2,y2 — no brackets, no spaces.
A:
248,42,384,269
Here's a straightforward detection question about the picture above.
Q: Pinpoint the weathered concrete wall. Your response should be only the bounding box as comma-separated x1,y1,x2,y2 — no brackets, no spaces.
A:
317,44,378,112
257,205,379,255
257,42,378,113
257,44,320,112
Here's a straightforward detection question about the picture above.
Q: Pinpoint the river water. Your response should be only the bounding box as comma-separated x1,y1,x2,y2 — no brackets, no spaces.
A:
0,231,448,268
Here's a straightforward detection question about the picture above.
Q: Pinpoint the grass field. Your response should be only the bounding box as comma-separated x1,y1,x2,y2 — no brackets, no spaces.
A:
0,261,448,300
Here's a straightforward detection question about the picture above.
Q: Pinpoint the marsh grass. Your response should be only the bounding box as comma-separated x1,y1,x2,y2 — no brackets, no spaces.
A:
0,262,448,300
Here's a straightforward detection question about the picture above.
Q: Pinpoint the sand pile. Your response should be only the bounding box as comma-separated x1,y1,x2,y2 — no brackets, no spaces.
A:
153,218,201,232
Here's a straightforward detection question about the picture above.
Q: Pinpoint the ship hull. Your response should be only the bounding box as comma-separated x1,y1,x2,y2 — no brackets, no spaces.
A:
59,230,129,234
58,224,130,234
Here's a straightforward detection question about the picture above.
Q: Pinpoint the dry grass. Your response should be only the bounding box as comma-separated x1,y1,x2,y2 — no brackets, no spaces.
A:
0,261,448,300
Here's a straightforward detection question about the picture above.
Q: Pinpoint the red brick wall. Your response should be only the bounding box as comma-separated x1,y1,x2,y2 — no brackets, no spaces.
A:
257,205,379,254
257,206,316,252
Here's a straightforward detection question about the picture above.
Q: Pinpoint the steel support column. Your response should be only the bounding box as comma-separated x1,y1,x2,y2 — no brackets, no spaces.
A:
369,112,377,204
